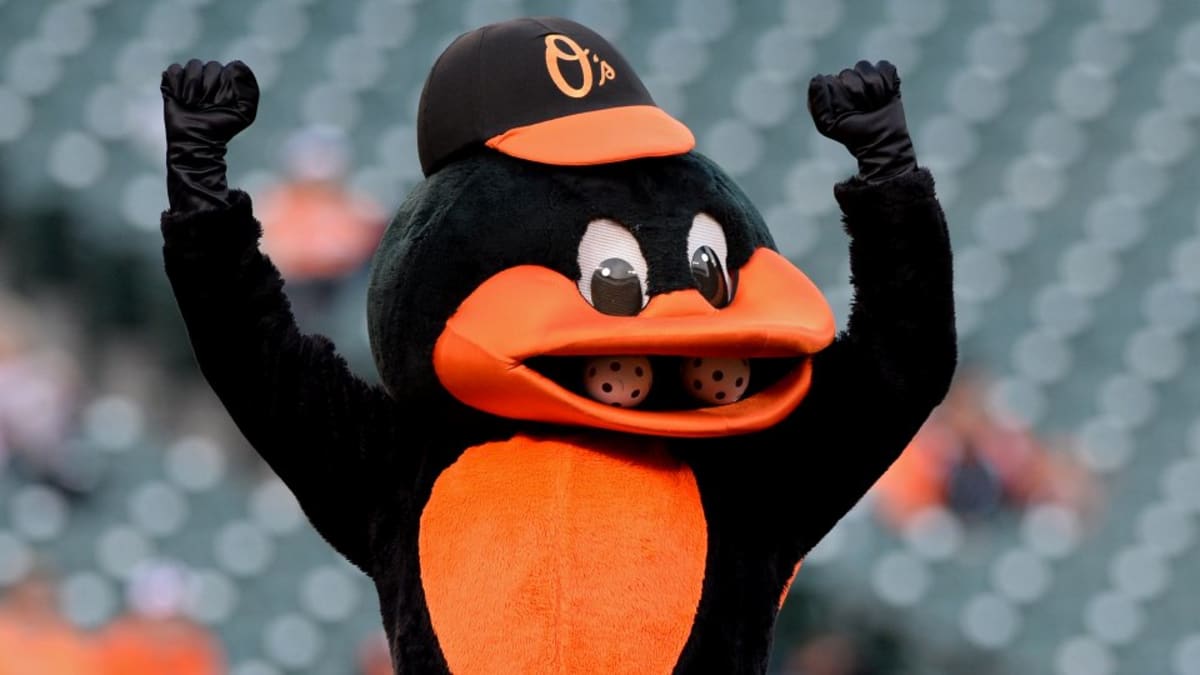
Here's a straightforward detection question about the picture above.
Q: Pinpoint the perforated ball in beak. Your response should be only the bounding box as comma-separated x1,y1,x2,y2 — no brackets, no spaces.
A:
583,356,653,408
682,357,750,405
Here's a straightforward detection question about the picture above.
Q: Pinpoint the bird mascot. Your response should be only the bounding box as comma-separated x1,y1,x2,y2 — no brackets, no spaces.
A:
160,16,955,675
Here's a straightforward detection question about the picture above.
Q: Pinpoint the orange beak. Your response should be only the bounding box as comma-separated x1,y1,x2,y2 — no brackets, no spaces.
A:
432,248,836,437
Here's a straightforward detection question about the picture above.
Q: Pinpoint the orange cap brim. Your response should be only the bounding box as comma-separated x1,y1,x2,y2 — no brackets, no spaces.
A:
484,105,696,166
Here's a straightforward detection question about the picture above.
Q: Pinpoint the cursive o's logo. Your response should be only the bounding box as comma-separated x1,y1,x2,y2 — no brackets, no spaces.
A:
544,34,615,99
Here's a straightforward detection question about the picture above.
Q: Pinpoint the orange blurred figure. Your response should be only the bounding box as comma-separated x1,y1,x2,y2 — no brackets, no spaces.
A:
0,567,98,675
870,428,947,529
257,125,385,282
872,367,1101,529
778,632,859,675
93,562,225,675
357,629,394,675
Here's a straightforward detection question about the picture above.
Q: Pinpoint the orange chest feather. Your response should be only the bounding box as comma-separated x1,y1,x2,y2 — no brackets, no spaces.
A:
418,434,708,674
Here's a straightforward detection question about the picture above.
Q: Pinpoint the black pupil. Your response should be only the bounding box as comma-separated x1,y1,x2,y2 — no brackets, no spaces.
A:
691,245,729,307
590,258,643,316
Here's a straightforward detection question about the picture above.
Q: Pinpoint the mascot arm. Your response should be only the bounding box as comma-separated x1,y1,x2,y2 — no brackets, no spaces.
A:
159,60,395,570
770,167,956,556
162,191,398,571
752,62,956,557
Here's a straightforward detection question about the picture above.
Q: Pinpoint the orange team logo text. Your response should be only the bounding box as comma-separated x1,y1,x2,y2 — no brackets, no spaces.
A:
544,34,615,98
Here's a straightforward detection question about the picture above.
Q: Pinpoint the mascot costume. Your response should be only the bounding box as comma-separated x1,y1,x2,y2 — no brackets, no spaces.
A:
160,16,955,675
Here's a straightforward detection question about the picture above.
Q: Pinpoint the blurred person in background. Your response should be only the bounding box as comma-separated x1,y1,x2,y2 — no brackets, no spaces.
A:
256,125,385,331
871,366,1101,530
0,292,91,497
93,561,225,675
777,631,862,675
357,628,393,675
0,565,97,675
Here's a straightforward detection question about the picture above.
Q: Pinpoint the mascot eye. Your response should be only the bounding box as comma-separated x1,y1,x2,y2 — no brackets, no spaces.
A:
590,258,644,316
577,219,649,316
691,246,728,307
687,213,734,308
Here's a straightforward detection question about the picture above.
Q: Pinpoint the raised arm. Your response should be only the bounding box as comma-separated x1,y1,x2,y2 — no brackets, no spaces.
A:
159,60,399,570
758,62,957,557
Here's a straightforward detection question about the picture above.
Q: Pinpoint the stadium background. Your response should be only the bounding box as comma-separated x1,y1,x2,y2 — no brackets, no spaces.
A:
0,0,1198,673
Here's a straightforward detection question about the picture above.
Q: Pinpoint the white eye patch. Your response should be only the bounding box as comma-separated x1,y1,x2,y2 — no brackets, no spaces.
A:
576,219,649,315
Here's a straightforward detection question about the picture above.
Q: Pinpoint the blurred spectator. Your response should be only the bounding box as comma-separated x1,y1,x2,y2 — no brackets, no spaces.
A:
256,125,385,329
93,561,225,675
0,566,97,675
777,631,861,675
357,628,393,675
871,367,1101,529
0,293,90,496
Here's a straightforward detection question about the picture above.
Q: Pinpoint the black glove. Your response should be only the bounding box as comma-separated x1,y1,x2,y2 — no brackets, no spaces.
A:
808,60,915,184
161,59,259,214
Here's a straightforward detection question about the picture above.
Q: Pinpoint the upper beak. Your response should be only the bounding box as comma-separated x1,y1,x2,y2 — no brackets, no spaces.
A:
639,289,717,319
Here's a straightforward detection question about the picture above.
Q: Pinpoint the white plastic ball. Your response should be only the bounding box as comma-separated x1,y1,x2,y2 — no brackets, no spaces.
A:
682,357,750,405
583,356,653,408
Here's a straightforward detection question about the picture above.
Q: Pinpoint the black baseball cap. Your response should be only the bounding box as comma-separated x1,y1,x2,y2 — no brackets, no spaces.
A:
417,16,695,176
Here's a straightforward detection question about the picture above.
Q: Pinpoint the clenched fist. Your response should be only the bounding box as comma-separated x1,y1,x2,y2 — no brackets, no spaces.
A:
161,60,259,213
808,60,915,184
